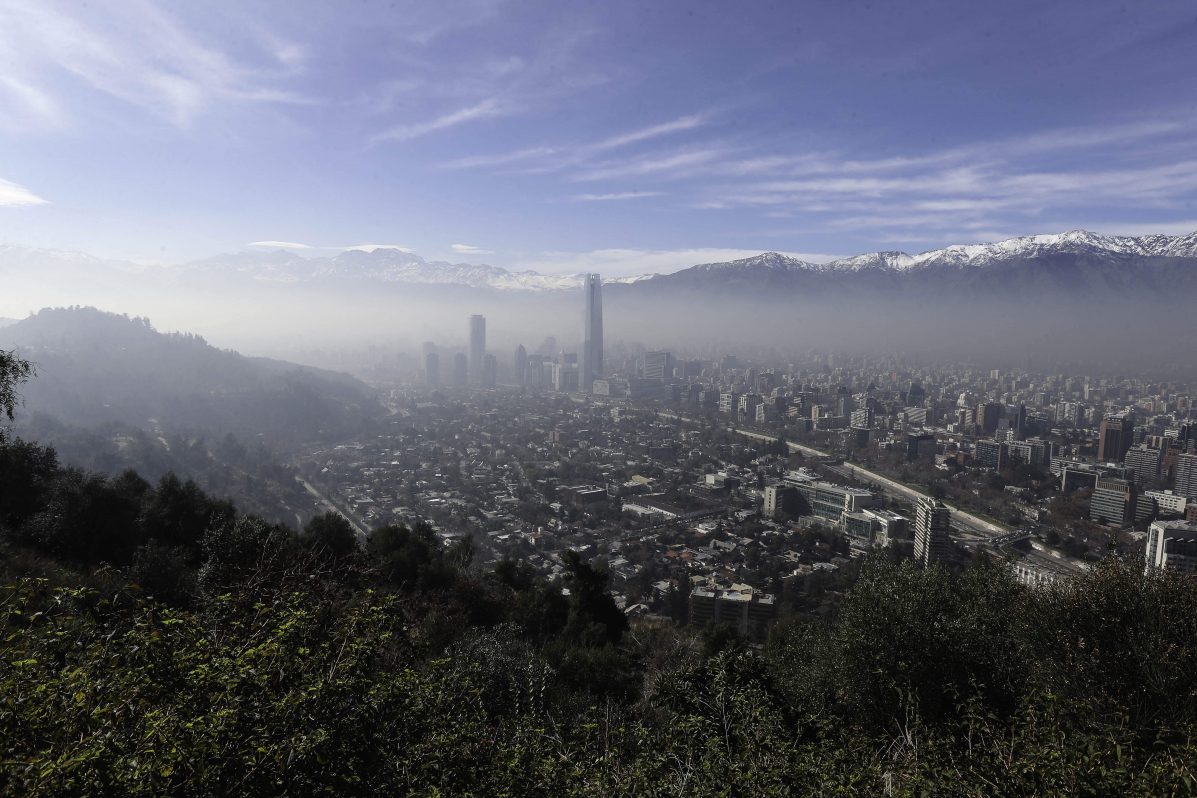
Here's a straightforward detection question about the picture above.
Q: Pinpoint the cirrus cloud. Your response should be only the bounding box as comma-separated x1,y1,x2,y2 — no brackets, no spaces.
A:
451,243,494,255
249,240,311,249
0,177,48,206
573,191,665,202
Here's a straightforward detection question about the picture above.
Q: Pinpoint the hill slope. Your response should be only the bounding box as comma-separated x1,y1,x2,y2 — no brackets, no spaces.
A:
0,307,383,449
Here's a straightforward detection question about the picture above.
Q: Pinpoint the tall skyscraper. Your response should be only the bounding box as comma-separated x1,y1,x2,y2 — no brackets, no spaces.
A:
468,314,486,385
580,274,603,394
644,350,673,381
422,342,439,387
976,402,1003,435
914,497,952,566
1098,413,1134,462
1125,444,1162,484
1176,453,1197,499
424,350,440,387
527,354,546,391
1090,475,1142,527
514,344,528,386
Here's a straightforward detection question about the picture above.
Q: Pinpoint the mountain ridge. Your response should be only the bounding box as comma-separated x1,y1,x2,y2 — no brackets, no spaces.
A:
3,228,1196,295
0,307,384,448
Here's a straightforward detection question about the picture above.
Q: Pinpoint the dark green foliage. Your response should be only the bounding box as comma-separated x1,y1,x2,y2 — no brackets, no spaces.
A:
773,557,1027,727
1024,560,1197,734
491,557,569,640
301,511,358,560
367,522,457,591
4,554,1197,794
560,549,629,646
128,540,198,607
0,348,33,427
0,440,237,578
140,472,233,557
0,438,58,528
23,468,144,563
196,514,298,598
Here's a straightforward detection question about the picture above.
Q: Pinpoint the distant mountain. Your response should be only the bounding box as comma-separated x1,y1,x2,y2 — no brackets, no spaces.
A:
0,307,384,449
5,229,1196,298
633,230,1197,299
178,248,602,291
168,228,1197,297
0,317,18,328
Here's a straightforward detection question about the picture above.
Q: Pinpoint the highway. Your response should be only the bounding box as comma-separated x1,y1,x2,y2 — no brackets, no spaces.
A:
655,411,1009,538
734,428,1009,537
297,477,371,541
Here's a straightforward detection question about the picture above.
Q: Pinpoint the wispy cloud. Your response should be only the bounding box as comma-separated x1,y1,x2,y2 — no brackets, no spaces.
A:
0,75,62,127
372,98,505,144
441,112,717,173
679,117,1197,237
573,191,665,202
1087,220,1197,237
440,146,560,170
451,243,495,255
343,244,414,253
589,114,710,152
0,0,310,127
248,241,416,253
573,148,727,182
0,177,48,206
249,240,311,249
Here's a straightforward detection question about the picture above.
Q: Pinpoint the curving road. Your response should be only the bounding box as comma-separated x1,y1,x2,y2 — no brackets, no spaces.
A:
737,428,1008,537
655,411,1009,538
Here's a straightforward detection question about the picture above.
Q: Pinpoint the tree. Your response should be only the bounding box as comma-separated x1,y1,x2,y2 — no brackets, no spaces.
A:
367,522,456,591
560,549,628,646
23,469,144,563
0,349,33,445
302,511,358,559
0,439,59,530
196,514,297,597
141,472,234,559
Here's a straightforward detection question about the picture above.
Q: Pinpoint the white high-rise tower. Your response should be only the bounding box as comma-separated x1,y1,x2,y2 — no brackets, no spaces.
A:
580,274,603,393
468,314,486,385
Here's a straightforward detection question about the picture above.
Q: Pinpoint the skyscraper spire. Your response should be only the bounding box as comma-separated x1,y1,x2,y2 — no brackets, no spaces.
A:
580,274,603,394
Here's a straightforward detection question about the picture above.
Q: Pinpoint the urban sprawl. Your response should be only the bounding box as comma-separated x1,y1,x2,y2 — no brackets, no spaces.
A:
297,276,1197,641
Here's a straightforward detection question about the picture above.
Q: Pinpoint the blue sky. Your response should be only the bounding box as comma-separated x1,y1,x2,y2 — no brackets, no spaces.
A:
1,0,1196,276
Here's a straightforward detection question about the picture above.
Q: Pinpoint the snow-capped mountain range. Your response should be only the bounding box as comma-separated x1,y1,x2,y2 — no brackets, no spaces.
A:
3,229,1196,295
178,228,1197,290
684,230,1197,276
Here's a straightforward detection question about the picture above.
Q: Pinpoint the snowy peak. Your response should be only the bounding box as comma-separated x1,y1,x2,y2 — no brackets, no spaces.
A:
904,229,1197,269
693,251,824,272
824,251,915,271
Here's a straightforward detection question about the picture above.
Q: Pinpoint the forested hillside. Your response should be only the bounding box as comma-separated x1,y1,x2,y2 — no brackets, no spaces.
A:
1,307,384,449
